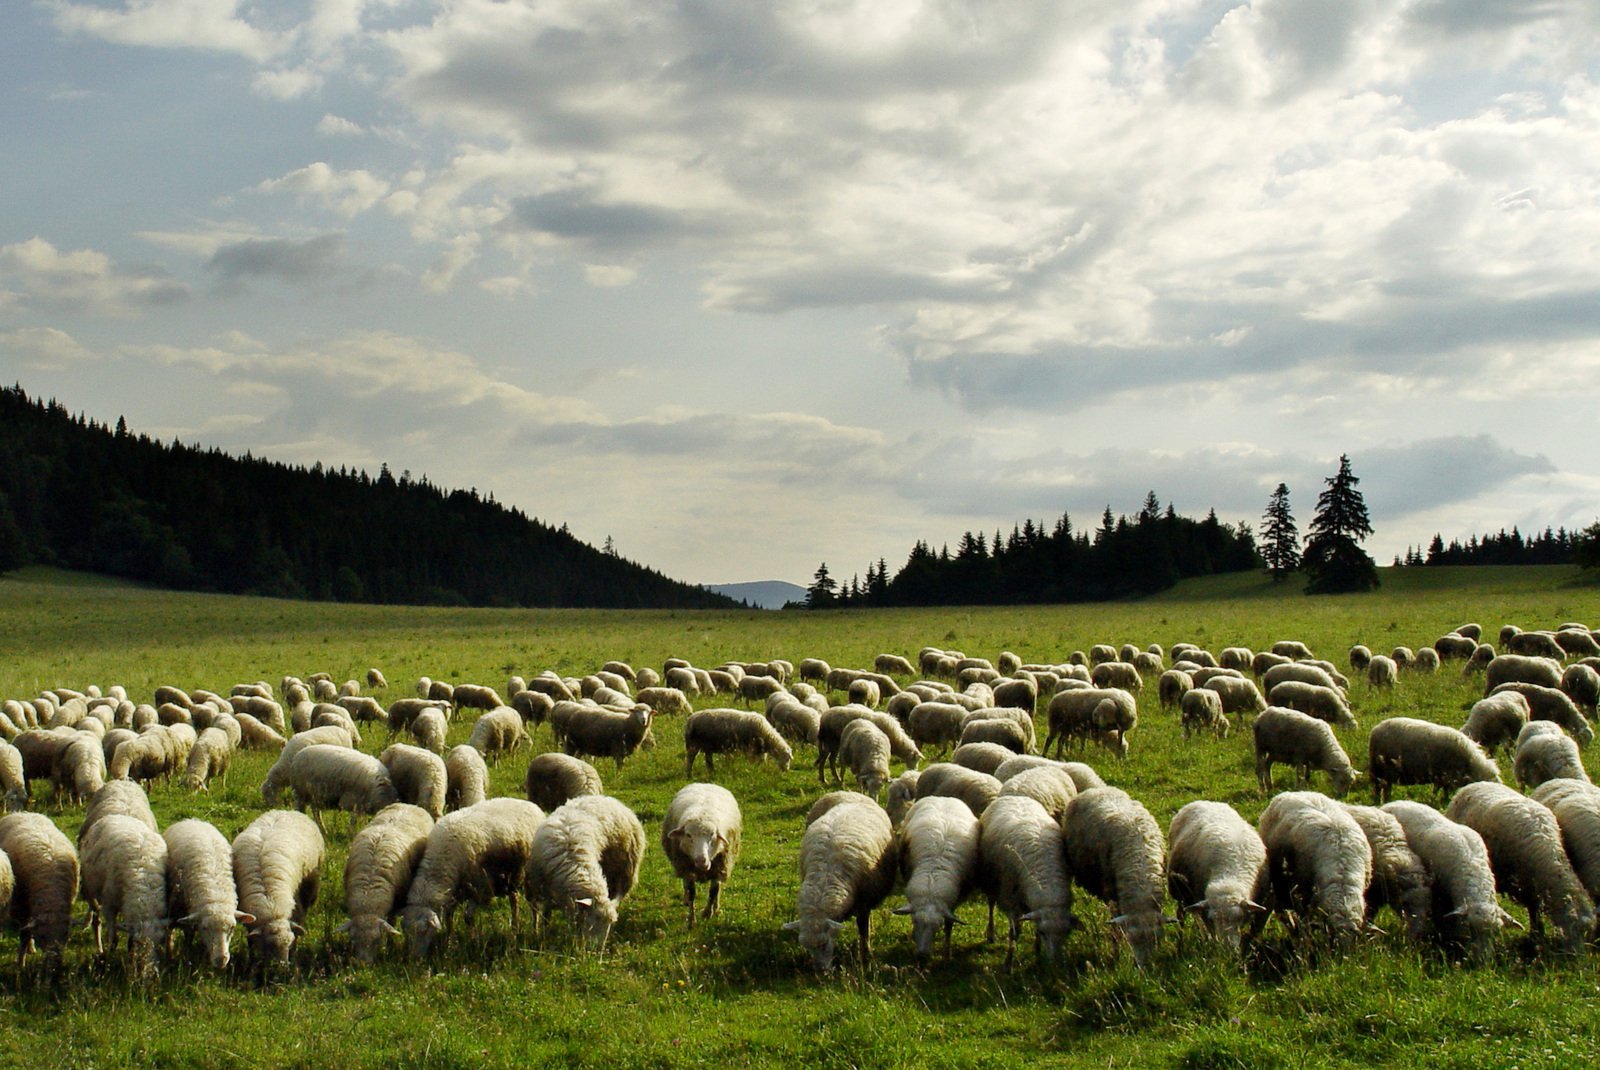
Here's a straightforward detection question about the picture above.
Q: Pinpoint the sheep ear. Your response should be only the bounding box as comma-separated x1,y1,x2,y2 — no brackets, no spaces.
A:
826,920,843,933
1444,906,1467,919
335,921,352,935
1019,910,1041,923
1186,901,1207,915
381,919,402,936
175,914,200,929
1364,923,1387,937
1244,900,1269,915
1109,914,1131,928
1500,909,1525,931
942,907,963,925
234,911,256,925
782,920,803,931
666,826,686,841
891,904,913,916
573,897,595,910
289,922,307,936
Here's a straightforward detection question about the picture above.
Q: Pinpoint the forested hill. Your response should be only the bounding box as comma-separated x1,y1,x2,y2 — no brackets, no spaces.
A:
0,386,734,609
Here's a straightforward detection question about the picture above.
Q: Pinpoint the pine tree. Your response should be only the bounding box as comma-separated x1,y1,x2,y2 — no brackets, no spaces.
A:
1302,454,1379,594
1575,521,1600,572
1259,482,1300,582
806,562,838,608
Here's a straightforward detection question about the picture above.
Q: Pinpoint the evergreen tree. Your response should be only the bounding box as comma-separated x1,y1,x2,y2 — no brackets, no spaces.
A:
1302,454,1379,594
1575,521,1600,573
806,562,838,608
1259,482,1300,582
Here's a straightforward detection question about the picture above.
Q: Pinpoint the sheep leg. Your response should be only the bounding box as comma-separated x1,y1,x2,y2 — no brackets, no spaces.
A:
683,880,697,929
704,880,720,920
684,750,697,779
856,912,871,970
1003,917,1019,971
985,900,996,943
943,918,954,960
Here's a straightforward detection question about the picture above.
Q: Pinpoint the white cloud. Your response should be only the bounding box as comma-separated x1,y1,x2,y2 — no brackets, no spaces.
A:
253,66,323,100
316,113,365,137
256,161,391,216
0,325,94,368
0,237,188,315
51,0,287,63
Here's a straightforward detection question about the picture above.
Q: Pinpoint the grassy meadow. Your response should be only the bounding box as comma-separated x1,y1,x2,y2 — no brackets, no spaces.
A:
2,563,1599,1069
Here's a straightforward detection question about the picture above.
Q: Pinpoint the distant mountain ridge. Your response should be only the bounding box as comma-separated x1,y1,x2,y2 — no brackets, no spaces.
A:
703,580,808,609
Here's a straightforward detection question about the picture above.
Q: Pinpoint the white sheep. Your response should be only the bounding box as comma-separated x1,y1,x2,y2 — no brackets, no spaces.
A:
784,795,898,972
1166,801,1268,954
957,716,1028,754
524,751,604,813
0,812,77,971
259,724,353,805
1257,791,1372,945
467,706,526,764
402,797,546,957
339,802,435,963
410,707,449,754
1513,721,1588,789
684,708,793,776
1180,688,1230,739
977,795,1077,968
288,745,399,830
79,813,169,975
1253,706,1358,797
1491,683,1593,746
1366,655,1398,688
1447,782,1596,953
816,706,921,782
444,744,488,811
1043,687,1137,759
1201,676,1267,717
1460,692,1530,756
1090,662,1143,692
661,783,743,929
767,695,822,746
0,739,27,812
1339,803,1432,942
892,795,980,959
562,705,655,771
232,809,325,965
1062,787,1166,967
997,765,1078,824
164,818,245,970
1268,680,1356,729
1366,717,1500,803
1348,645,1372,672
951,741,1017,777
1562,664,1600,713
908,702,969,755
452,683,505,713
1530,778,1600,914
838,719,892,799
1381,799,1515,960
379,743,448,819
526,794,646,952
1157,670,1193,710
1486,654,1563,692
886,770,921,826
182,726,233,793
1272,640,1315,660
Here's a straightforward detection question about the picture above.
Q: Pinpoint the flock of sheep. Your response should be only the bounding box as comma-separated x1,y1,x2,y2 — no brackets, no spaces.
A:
2,616,1600,980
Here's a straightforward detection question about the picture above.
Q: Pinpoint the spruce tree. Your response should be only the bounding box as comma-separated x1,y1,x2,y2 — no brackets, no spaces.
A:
1259,482,1299,582
1302,454,1379,594
806,562,838,608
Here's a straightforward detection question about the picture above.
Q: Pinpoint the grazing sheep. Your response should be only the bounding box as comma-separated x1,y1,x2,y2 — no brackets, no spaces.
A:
234,713,286,751
1366,718,1500,803
232,810,325,965
997,764,1077,823
805,790,880,827
1257,791,1372,945
914,763,1002,817
892,795,980,959
367,668,388,690
1272,641,1315,660
992,677,1039,718
311,704,362,746
816,706,922,782
408,707,448,755
846,678,881,709
1367,655,1398,688
0,739,27,812
1507,631,1567,660
181,726,233,793
1262,663,1342,695
0,812,78,971
1253,706,1358,797
992,753,1061,781
1464,643,1497,674
951,741,1016,777
1202,676,1268,717
1158,670,1193,710
108,729,176,786
56,733,106,804
1267,681,1355,728
466,706,526,764
1392,646,1415,669
785,796,898,972
1513,721,1588,789
634,687,692,718
288,745,399,828
886,770,921,826
378,744,448,820
1530,779,1600,913
957,717,1028,754
1180,689,1230,739
1490,683,1593,746
767,696,822,746
1555,629,1600,657
444,745,488,811
1091,662,1143,692
452,683,505,714
1381,799,1513,959
1348,645,1372,672
163,818,245,970
1447,782,1596,953
1562,664,1600,713
1461,692,1530,756
684,708,794,776
661,783,743,928
524,752,604,813
1062,787,1166,967
1486,655,1564,693
1340,803,1432,941
838,719,892,799
563,705,655,772
977,795,1077,969
908,702,969,755
1166,801,1268,954
259,724,353,805
339,803,434,963
1043,687,1137,759
79,814,169,974
1435,634,1479,661
338,696,389,727
510,689,555,727
402,798,546,957
526,795,646,952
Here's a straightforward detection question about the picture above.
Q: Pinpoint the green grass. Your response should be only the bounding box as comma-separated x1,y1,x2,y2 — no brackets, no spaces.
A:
2,564,1599,1069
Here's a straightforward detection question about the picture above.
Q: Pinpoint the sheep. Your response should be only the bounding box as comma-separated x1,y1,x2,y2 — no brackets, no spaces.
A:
742,675,788,706
1447,782,1596,953
1414,647,1445,673
0,812,78,970
466,706,526,764
1339,803,1432,941
1262,663,1343,695
815,706,922,781
1381,799,1513,959
79,814,169,974
1513,721,1588,789
907,702,968,755
527,674,576,703
951,741,1016,776
997,765,1077,823
232,810,325,965
1253,706,1358,797
805,790,881,827
1367,655,1398,688
507,689,555,728
991,753,1064,781
661,783,743,929
1257,791,1372,945
402,798,546,957
1507,631,1567,660
838,719,892,799
161,818,245,970
683,708,793,777
1201,675,1267,717
886,770,921,826
1266,681,1355,729
1530,778,1600,913
287,745,399,829
1061,787,1166,967
406,707,448,755
957,717,1028,754
1435,634,1479,661
977,795,1076,968
914,762,1001,817
14,726,77,790
1348,645,1373,672
525,794,645,952
0,739,26,812
1157,670,1193,710
444,744,488,811
563,705,655,772
378,744,448,819
1562,664,1600,713
1366,718,1500,803
451,683,505,714
1043,687,1137,759
338,803,434,963
632,686,692,719
181,726,233,793
259,724,353,805
1461,692,1530,756
1490,683,1593,746
1555,629,1600,657
784,795,897,972
234,712,286,751
524,752,604,813
844,678,880,709
1166,801,1268,953
891,795,980,959
1090,662,1143,692
55,733,106,805
108,729,177,786
1180,688,1229,739
1486,654,1564,692
767,696,822,746
1464,643,1497,674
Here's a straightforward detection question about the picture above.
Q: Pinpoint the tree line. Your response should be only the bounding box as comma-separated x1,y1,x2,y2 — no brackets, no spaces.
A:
0,386,734,610
1396,527,1582,567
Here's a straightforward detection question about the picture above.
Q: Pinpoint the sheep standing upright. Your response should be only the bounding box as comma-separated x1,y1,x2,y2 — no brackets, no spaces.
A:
784,795,897,972
526,794,646,952
893,795,980,959
1166,801,1268,954
838,719,892,799
0,811,79,971
977,795,1077,968
1062,787,1166,967
661,783,743,928
232,810,325,965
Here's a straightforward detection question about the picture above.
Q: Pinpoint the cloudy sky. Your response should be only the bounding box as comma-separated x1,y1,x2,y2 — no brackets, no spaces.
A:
4,1,1599,586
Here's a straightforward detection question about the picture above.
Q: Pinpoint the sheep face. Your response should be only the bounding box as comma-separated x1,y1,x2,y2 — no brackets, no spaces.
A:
901,902,958,959
784,916,843,973
1021,906,1078,961
249,917,301,963
1111,910,1163,968
574,897,619,951
340,915,402,964
403,906,445,958
1191,897,1262,954
182,907,247,969
667,818,727,879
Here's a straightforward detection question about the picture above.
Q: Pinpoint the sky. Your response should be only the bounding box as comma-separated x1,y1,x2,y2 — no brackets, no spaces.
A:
3,1,1600,587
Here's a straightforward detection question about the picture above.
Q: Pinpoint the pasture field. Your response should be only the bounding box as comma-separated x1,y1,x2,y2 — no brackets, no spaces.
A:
2,564,1599,1069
